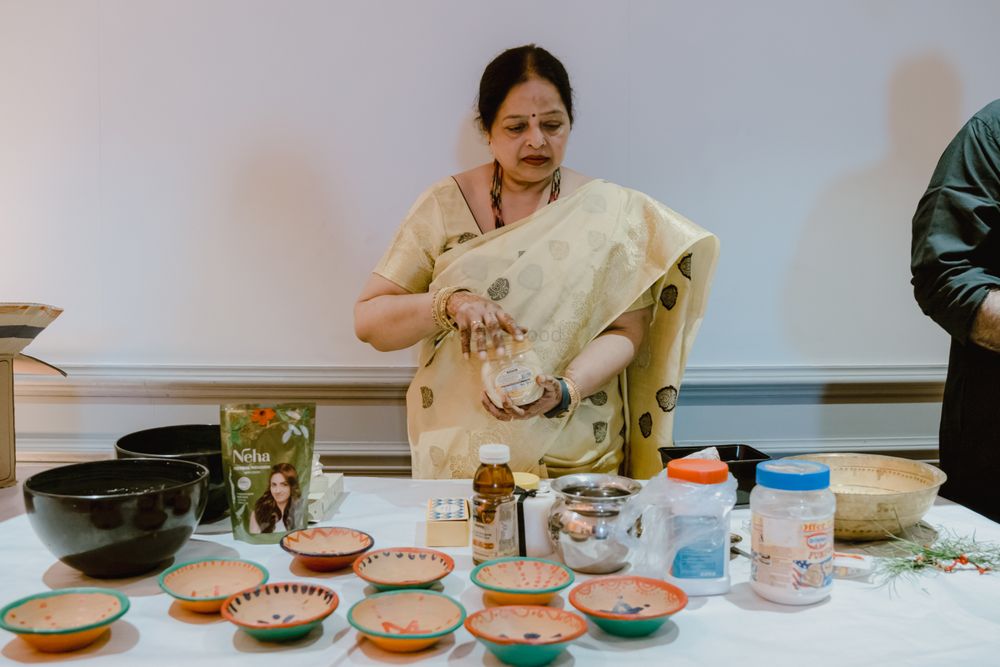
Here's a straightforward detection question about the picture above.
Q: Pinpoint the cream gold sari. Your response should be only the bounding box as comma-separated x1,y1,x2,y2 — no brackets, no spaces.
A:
375,178,718,479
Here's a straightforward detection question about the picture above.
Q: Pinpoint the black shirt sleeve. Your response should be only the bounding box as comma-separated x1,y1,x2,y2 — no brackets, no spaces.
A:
911,104,1000,344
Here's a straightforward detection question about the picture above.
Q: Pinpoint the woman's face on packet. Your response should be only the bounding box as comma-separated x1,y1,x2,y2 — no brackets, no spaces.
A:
270,472,291,504
489,77,570,185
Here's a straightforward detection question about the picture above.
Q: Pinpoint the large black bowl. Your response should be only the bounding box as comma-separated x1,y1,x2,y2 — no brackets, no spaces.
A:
115,424,227,523
23,458,208,578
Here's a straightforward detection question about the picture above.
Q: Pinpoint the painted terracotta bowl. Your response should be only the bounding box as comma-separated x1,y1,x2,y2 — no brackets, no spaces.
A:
464,605,587,667
280,526,374,572
347,589,465,653
0,588,130,653
221,582,338,642
158,558,269,613
353,547,454,591
470,557,574,605
568,576,687,637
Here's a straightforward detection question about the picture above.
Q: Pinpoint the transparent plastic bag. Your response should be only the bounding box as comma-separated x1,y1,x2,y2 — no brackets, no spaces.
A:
615,466,737,578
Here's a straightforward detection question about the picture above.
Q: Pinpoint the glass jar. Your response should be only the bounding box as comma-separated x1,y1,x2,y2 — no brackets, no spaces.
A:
480,334,544,408
750,460,836,605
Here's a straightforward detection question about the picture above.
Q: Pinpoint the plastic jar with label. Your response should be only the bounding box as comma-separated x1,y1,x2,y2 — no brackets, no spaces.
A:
664,459,737,596
480,334,544,408
750,460,835,605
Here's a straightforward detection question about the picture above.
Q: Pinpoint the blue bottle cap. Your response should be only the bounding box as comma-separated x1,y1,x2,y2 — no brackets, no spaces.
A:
756,460,830,491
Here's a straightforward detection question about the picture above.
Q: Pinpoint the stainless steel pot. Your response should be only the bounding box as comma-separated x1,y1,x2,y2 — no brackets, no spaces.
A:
547,473,641,574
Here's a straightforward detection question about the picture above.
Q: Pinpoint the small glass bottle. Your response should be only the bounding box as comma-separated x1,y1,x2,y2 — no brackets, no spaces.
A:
472,444,518,564
750,460,836,605
480,334,544,408
664,459,736,596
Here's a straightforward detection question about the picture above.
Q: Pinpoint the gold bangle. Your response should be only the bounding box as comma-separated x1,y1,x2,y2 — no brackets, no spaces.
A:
431,287,466,331
562,375,582,414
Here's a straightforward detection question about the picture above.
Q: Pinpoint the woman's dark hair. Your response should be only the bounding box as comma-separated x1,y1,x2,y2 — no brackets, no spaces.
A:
253,463,301,533
477,44,574,133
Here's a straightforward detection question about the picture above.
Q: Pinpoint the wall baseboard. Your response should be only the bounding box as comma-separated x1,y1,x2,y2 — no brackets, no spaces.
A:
11,363,944,476
13,363,946,403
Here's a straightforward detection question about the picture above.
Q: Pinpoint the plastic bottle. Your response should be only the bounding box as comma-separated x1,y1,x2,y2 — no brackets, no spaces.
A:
750,460,836,605
480,334,544,408
472,444,517,564
664,459,737,596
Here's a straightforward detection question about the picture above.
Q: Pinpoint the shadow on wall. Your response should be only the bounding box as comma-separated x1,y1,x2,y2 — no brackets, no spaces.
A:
783,54,962,364
455,110,491,171
197,138,344,360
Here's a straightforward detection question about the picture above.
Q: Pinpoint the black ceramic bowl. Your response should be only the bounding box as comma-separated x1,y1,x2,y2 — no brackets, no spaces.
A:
116,424,227,523
23,458,208,578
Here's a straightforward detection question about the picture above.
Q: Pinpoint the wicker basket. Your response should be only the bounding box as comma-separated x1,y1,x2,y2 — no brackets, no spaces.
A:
788,453,947,541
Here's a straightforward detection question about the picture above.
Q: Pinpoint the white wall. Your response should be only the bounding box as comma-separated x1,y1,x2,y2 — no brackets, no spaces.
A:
5,1,996,470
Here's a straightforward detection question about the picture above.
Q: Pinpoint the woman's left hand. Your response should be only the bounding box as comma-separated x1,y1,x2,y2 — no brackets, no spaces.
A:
481,375,563,421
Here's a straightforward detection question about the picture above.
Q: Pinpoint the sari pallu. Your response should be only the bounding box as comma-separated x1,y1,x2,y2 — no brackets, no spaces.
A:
406,180,718,479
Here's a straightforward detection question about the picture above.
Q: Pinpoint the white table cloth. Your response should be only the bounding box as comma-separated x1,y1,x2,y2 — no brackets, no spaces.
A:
2,475,1000,666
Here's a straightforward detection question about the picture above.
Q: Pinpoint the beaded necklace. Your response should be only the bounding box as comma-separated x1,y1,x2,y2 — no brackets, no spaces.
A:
490,160,561,229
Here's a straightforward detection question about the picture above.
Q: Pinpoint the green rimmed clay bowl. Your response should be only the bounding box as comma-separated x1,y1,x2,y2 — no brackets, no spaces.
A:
0,588,129,652
347,589,465,653
470,557,573,605
159,558,268,613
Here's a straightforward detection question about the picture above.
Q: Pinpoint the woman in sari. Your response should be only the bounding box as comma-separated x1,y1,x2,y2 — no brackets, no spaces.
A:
355,45,718,480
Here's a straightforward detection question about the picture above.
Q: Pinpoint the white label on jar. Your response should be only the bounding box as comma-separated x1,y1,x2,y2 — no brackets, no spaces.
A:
473,499,517,562
493,364,541,404
671,516,726,579
751,515,833,591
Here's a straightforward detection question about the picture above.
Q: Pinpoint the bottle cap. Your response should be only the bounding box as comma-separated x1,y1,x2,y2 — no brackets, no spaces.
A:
666,459,729,484
479,443,510,465
756,460,830,491
513,471,539,490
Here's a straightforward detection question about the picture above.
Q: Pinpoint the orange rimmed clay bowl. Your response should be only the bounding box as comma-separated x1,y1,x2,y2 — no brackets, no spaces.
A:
280,526,374,572
465,605,587,667
347,590,465,653
470,557,574,605
353,547,454,591
158,558,269,613
221,582,338,642
0,588,129,652
569,576,687,637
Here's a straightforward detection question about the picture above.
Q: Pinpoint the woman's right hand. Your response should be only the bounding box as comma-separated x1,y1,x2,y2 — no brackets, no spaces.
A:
446,291,526,359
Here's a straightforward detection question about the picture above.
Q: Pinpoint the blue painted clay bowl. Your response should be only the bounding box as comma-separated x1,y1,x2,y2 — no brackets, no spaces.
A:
221,582,338,642
568,575,687,637
464,605,587,667
470,557,574,605
0,588,129,652
347,589,465,653
116,424,227,523
23,458,208,578
353,547,454,590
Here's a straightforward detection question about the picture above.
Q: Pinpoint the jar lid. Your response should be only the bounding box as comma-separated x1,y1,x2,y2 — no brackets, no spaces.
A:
666,459,729,484
479,443,510,465
756,460,830,491
513,472,539,490
483,332,534,360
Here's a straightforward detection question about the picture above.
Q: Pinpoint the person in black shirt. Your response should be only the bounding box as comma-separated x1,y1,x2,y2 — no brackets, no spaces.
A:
912,99,1000,522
